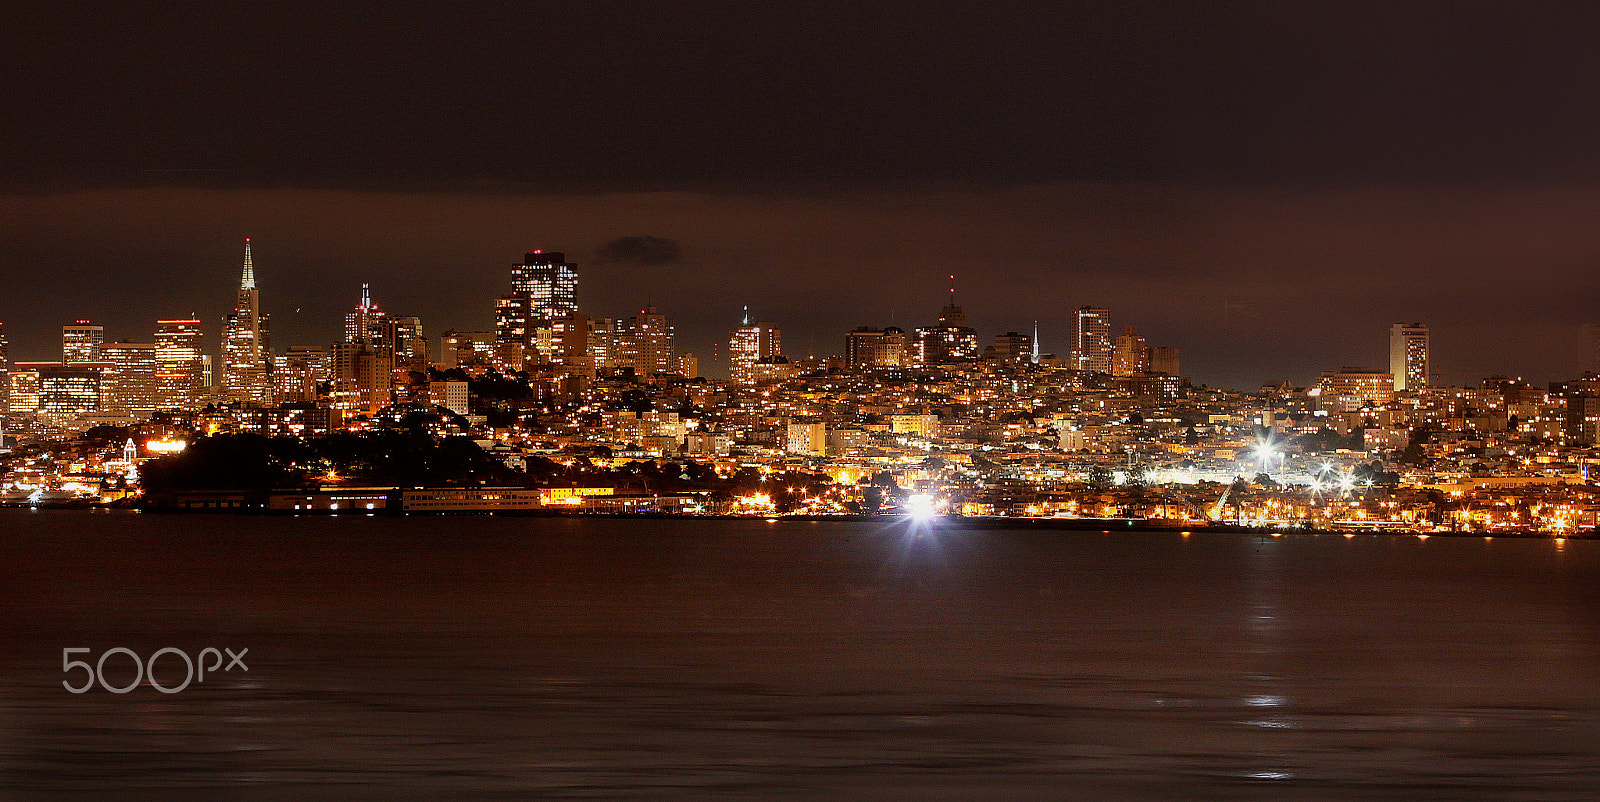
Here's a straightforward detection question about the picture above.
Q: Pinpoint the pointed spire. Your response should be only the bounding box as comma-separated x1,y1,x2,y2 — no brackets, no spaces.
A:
360,282,371,309
1031,320,1041,364
742,305,749,326
241,238,255,290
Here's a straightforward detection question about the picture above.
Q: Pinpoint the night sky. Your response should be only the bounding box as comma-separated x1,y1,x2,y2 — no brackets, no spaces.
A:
5,3,1600,388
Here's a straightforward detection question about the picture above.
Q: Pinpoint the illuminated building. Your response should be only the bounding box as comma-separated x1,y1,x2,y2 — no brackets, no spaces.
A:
547,312,592,371
615,305,675,377
1111,325,1149,376
8,363,46,414
493,294,530,349
510,250,578,322
786,421,826,456
494,251,578,354
891,413,941,439
382,316,429,377
331,339,394,412
0,322,8,412
1389,322,1429,392
845,327,883,370
915,284,980,364
344,284,386,344
1566,395,1600,445
676,352,698,379
1071,306,1112,373
38,363,102,426
989,331,1032,365
845,326,911,369
587,318,617,371
879,326,910,366
749,355,797,384
222,240,272,403
429,381,470,416
155,320,206,411
62,320,104,363
1318,367,1396,407
272,346,331,405
101,341,158,417
730,311,781,384
440,330,495,370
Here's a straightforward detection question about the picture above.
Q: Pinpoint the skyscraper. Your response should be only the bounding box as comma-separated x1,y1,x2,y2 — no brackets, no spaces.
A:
62,320,104,363
615,305,674,377
344,284,387,344
155,320,206,411
989,331,1031,364
511,250,579,322
101,341,158,418
915,280,979,365
1071,307,1112,373
272,346,331,405
382,316,429,377
845,327,884,370
730,310,782,384
1111,325,1148,376
222,239,272,402
1389,323,1429,392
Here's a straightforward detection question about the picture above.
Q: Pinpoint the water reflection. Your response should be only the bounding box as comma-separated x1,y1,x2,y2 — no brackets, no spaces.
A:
0,514,1596,799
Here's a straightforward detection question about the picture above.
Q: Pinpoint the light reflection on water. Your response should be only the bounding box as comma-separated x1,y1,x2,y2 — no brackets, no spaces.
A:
0,511,1596,800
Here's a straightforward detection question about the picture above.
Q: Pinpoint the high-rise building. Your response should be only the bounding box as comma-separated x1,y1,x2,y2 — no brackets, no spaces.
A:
101,341,158,418
845,326,912,369
440,330,496,371
989,332,1032,365
382,316,429,377
1071,307,1112,373
273,346,331,405
332,340,394,412
1111,325,1149,376
344,284,387,344
8,362,48,414
916,304,979,365
493,294,531,348
615,306,674,377
1390,323,1429,392
880,326,910,367
676,352,699,379
588,318,617,372
510,250,579,322
155,320,206,411
730,311,781,384
37,363,101,426
0,321,9,413
845,327,884,370
62,320,104,363
222,239,272,403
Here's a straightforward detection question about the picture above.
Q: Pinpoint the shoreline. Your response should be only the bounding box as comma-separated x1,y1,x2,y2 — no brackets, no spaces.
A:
3,502,1591,538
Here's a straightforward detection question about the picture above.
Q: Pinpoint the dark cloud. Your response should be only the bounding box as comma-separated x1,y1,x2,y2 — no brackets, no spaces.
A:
598,236,683,266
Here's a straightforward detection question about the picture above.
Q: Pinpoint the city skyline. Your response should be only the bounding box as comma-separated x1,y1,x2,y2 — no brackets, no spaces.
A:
0,236,1592,391
6,5,1600,388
